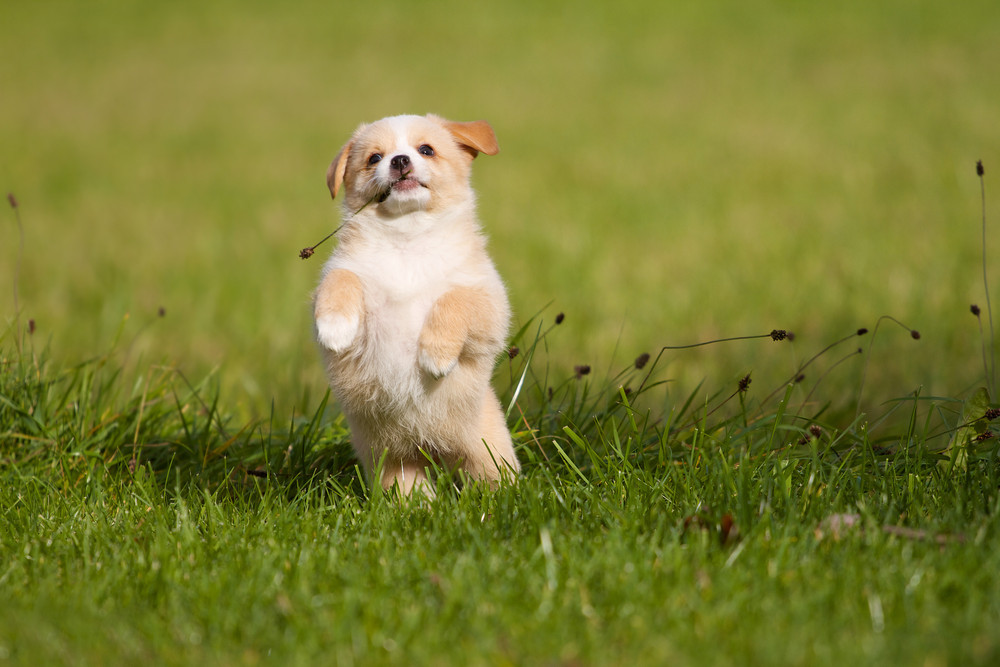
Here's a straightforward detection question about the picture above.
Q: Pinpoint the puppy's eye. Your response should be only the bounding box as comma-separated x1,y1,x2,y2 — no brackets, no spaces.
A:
367,153,383,166
418,144,435,157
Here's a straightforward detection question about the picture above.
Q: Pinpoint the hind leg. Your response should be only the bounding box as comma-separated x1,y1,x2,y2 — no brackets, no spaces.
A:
380,457,435,497
456,392,520,486
349,422,434,497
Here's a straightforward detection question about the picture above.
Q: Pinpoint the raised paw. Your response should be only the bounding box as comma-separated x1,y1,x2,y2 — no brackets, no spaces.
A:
316,313,360,353
417,336,464,378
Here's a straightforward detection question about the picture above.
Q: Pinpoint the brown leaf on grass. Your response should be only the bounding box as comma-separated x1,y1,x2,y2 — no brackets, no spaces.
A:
815,513,965,545
880,525,966,545
719,513,736,544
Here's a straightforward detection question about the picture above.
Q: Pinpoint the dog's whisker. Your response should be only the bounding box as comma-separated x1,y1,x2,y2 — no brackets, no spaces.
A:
299,178,393,259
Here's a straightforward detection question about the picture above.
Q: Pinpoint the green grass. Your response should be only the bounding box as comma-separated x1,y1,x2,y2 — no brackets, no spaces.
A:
4,0,1000,664
2,337,1000,665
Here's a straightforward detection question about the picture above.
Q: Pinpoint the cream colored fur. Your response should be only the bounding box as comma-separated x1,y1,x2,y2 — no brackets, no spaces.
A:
314,114,519,495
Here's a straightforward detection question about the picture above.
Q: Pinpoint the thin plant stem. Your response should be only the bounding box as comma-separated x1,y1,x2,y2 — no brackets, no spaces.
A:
635,330,789,396
978,161,995,396
8,193,24,353
855,316,920,417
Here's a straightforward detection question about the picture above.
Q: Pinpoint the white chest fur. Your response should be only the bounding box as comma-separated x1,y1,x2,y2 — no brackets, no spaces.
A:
320,208,498,404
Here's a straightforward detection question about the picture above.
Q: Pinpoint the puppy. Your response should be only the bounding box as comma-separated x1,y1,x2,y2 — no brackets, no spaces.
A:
313,114,519,495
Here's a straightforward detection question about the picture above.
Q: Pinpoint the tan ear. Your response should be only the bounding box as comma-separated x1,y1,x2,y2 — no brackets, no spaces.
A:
326,141,352,199
441,119,499,158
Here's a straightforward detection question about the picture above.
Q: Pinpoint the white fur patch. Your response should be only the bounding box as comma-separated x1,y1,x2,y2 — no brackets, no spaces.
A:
315,312,360,353
418,347,459,379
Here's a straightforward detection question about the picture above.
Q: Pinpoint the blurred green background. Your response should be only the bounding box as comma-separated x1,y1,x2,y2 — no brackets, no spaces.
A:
2,0,999,418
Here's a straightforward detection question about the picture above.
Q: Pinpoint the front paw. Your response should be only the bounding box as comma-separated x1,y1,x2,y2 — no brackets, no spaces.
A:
418,340,461,379
316,313,360,353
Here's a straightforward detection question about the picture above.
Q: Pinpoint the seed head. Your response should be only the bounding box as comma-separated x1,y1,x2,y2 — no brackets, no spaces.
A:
985,407,1000,421
299,228,340,260
910,329,920,340
158,307,166,318
7,193,17,209
976,430,994,443
798,424,824,445
977,160,985,177
738,373,752,392
555,312,565,325
28,319,36,335
574,364,591,379
507,346,519,359
770,329,787,341
634,352,650,370
971,304,982,317
857,328,868,336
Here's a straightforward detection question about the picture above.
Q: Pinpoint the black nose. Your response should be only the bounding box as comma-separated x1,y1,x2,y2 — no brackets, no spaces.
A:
389,154,410,171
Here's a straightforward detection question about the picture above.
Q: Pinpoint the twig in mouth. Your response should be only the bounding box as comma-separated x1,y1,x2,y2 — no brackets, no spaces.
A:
299,167,416,259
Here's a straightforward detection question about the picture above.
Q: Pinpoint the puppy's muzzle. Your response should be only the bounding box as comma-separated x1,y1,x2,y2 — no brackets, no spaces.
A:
389,154,411,179
374,154,418,203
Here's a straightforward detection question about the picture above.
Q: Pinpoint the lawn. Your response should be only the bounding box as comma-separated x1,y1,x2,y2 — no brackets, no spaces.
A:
3,0,1000,664
2,344,1000,665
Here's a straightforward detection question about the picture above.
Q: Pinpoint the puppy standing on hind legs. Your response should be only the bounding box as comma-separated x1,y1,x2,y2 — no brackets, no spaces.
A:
313,114,520,495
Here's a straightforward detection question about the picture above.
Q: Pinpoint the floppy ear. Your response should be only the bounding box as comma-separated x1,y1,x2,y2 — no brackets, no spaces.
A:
441,119,499,159
326,141,352,199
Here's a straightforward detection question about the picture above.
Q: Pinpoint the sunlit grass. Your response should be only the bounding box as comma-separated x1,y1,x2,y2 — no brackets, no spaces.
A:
2,331,1000,664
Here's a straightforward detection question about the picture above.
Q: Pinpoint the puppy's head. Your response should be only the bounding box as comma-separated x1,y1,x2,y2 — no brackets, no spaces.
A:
327,114,498,217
